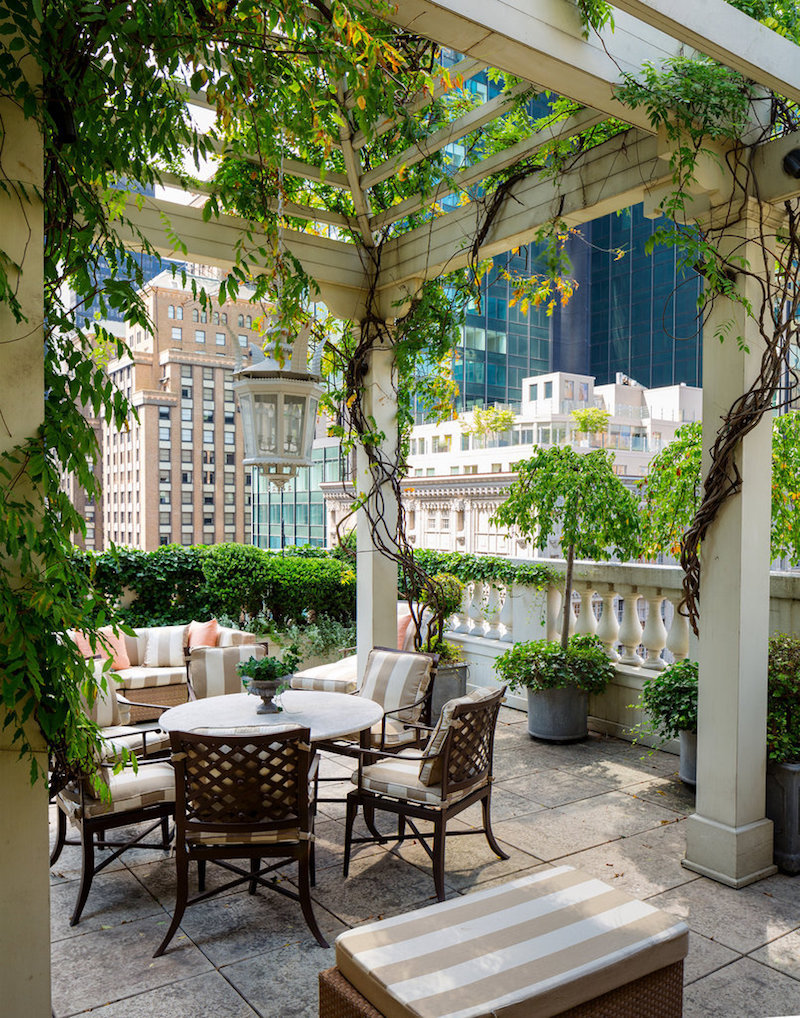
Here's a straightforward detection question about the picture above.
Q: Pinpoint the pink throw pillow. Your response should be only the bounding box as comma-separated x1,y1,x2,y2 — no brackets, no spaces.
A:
97,627,131,670
69,630,95,658
397,613,414,651
188,618,221,648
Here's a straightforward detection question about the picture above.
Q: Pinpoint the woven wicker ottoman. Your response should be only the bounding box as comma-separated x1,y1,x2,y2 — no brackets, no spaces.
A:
319,866,688,1018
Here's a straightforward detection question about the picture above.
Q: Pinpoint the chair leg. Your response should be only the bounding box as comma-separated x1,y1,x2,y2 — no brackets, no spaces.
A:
363,803,384,842
70,824,96,926
432,814,446,902
397,814,406,840
249,856,259,895
481,792,509,860
50,807,67,866
197,858,206,892
154,852,190,957
160,815,170,848
309,838,316,888
298,851,328,948
343,794,358,878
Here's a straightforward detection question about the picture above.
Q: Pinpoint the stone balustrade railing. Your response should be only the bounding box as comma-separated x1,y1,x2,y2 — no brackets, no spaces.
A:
445,558,800,749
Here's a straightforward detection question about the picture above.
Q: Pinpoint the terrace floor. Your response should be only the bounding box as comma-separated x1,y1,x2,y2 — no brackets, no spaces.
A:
50,707,800,1018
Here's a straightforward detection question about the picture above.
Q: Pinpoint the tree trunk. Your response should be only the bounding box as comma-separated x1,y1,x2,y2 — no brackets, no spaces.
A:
561,542,575,651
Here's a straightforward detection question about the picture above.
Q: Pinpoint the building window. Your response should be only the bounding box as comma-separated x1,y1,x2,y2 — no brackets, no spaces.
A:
213,312,220,325
181,406,192,420
195,329,206,344
203,450,215,465
182,512,193,525
182,532,193,546
225,452,235,465
432,435,451,454
238,313,244,327
528,383,537,401
159,426,170,442
544,381,553,398
204,494,214,505
203,368,214,381
159,535,170,546
181,427,192,443
181,386,192,400
238,334,248,347
204,409,214,424
193,309,199,322
181,449,192,463
159,447,170,463
182,491,193,504
171,327,182,341
246,315,252,327
204,470,215,485
224,430,235,445
203,514,214,527
201,310,207,323
222,313,228,325
216,332,225,346
168,305,175,319
224,472,235,486
159,406,170,420
203,430,214,445
224,491,234,505
224,513,235,526
416,437,426,455
159,512,171,525
176,306,183,320
181,365,193,379
182,470,192,484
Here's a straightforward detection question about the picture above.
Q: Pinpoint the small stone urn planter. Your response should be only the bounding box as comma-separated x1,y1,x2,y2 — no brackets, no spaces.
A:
237,646,300,716
494,635,614,744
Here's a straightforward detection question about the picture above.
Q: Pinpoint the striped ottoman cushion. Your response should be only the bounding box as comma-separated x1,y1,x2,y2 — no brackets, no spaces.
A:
291,654,359,694
334,866,688,1018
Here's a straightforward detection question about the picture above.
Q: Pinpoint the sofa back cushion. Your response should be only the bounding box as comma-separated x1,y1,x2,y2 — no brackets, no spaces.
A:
142,624,189,668
67,629,95,658
217,626,257,648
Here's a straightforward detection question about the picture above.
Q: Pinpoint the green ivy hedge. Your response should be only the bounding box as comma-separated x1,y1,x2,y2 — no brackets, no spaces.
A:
401,549,558,594
72,543,356,627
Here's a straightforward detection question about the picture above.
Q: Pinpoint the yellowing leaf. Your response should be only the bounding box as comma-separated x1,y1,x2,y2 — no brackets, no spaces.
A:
356,95,366,111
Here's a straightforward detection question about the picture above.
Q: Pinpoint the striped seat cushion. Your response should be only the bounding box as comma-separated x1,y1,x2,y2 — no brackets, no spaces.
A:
368,717,421,749
58,762,175,821
189,644,265,699
335,866,689,1018
114,666,187,689
99,728,172,759
142,625,189,668
352,749,476,807
186,827,305,846
291,654,359,694
360,650,433,721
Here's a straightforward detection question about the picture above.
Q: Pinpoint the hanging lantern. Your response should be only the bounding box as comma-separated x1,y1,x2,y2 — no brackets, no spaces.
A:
233,325,323,489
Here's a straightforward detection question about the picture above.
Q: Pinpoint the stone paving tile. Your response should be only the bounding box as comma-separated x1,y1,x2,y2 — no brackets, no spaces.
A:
650,876,800,955
682,956,800,1018
749,928,800,981
621,772,696,815
496,767,609,807
51,867,165,942
51,914,214,1017
78,971,259,1017
683,931,741,985
562,819,699,900
459,783,548,822
493,788,681,862
221,939,338,1018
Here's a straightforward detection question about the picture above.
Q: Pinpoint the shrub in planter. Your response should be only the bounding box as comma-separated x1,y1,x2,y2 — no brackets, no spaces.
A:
265,557,356,625
633,659,699,785
494,635,614,742
418,572,464,653
766,634,800,873
203,543,272,619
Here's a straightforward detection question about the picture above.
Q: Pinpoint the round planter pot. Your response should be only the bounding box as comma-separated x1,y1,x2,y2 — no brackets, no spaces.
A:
766,760,800,875
527,687,588,743
678,730,697,787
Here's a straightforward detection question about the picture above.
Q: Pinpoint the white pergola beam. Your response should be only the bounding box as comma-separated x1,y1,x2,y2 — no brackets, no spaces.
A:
609,0,800,104
378,128,668,287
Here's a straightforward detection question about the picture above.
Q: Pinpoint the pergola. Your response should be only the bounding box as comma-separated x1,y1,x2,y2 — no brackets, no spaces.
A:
3,1,800,1012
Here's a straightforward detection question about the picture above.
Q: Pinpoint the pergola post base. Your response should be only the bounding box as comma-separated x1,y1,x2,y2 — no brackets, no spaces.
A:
683,815,776,888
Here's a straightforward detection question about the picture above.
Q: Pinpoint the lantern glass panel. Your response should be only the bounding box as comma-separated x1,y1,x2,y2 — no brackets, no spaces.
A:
283,395,305,455
254,394,278,454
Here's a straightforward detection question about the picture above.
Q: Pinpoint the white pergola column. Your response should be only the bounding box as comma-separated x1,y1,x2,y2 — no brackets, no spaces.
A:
0,71,51,1016
355,332,400,678
683,201,779,887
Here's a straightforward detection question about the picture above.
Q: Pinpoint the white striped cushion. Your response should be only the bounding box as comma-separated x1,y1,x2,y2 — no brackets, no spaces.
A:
217,626,257,647
353,749,473,807
291,654,359,693
189,645,266,699
186,827,303,845
334,866,689,1018
142,625,189,667
123,629,150,668
360,650,433,720
81,677,122,729
115,665,187,689
99,728,172,760
419,687,501,786
368,717,421,749
58,762,175,820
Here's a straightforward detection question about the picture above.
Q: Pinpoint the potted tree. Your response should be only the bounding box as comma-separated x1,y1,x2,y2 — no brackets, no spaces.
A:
766,633,800,874
633,659,699,785
494,634,614,741
490,445,641,738
419,572,469,720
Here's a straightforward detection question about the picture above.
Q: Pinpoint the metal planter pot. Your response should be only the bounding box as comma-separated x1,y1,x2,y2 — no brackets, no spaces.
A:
430,662,468,722
766,761,800,875
526,687,588,743
679,730,697,787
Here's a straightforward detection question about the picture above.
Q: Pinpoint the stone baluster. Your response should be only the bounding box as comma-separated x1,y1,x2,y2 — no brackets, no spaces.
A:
468,580,488,636
617,588,643,665
596,587,620,661
454,583,473,634
484,582,503,640
574,583,597,637
499,583,514,642
546,585,563,643
665,596,691,662
641,591,668,670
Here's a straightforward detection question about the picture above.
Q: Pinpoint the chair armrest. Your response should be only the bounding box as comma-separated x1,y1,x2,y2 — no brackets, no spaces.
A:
117,693,168,715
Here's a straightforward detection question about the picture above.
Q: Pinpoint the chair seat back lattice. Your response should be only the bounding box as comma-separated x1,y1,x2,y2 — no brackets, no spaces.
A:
420,686,505,789
170,728,313,838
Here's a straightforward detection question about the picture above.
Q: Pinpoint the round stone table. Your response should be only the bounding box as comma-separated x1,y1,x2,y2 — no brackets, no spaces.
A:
159,689,382,744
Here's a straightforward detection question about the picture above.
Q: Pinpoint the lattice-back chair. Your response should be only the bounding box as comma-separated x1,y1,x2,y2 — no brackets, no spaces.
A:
186,644,266,699
314,647,438,756
343,686,508,901
154,726,327,956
